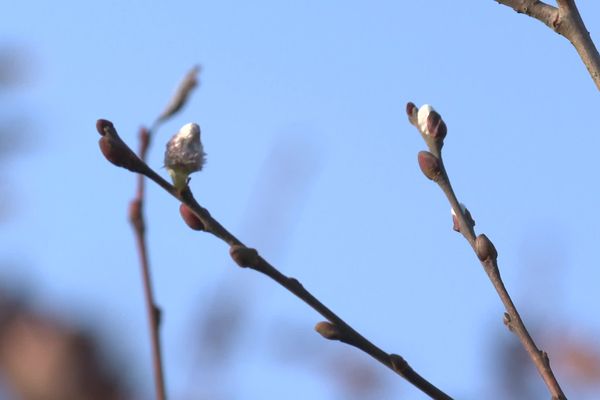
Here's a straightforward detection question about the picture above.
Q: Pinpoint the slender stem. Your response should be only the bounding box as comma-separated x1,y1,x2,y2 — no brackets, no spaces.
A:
482,259,563,399
496,0,600,91
434,156,565,400
129,128,167,400
250,257,453,400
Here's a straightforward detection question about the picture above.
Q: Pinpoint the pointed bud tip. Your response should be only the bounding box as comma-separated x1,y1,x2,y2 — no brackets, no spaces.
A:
96,119,114,135
406,102,417,117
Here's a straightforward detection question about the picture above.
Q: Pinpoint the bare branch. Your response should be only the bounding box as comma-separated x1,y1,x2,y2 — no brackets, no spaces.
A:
128,126,166,400
496,0,600,91
123,66,201,400
407,102,566,400
95,120,454,400
153,65,201,131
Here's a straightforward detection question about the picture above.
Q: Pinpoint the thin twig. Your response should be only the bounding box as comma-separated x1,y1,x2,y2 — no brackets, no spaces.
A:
407,103,566,400
126,66,200,400
128,126,166,400
495,0,600,91
96,120,453,400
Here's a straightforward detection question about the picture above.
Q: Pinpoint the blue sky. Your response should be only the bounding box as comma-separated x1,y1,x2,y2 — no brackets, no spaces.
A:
1,1,600,399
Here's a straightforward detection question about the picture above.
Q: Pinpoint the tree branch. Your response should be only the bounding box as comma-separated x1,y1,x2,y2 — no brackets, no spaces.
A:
496,0,600,91
127,66,200,400
96,119,454,400
128,126,166,400
407,102,566,400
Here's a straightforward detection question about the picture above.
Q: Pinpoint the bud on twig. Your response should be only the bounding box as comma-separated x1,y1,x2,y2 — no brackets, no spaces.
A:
179,204,205,231
315,321,341,341
428,111,447,140
96,119,146,173
164,123,206,190
417,151,442,181
406,102,417,122
417,105,435,136
156,65,200,124
230,245,259,268
416,104,447,150
475,234,498,262
451,203,475,232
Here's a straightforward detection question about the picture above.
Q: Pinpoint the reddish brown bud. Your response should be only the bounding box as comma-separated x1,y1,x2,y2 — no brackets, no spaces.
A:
315,321,341,341
475,234,497,261
427,111,447,140
417,151,442,181
451,203,475,232
96,119,114,135
230,245,259,268
179,204,205,231
96,119,146,174
406,102,417,119
390,354,409,374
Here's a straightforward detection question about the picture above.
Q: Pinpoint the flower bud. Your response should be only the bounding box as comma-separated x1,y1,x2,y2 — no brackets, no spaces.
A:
315,321,341,341
406,102,417,120
229,245,259,268
179,204,205,231
426,110,447,140
451,203,474,232
164,122,206,190
417,104,435,135
96,119,146,173
475,234,498,261
417,151,442,181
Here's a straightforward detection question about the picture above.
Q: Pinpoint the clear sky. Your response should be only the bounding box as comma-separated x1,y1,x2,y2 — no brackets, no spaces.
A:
1,1,599,399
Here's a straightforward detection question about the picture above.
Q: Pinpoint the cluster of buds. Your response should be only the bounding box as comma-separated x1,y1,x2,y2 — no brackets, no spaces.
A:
406,102,447,153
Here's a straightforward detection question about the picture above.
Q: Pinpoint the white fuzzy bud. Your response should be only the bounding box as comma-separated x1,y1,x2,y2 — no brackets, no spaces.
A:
164,122,206,189
417,104,435,136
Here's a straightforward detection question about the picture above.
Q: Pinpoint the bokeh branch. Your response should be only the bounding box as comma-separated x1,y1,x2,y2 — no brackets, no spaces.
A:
496,0,600,91
406,102,566,400
128,66,200,400
95,119,453,400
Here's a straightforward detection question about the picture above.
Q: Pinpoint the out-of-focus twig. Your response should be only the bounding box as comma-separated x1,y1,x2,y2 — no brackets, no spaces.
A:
495,0,600,91
406,102,566,400
128,65,200,400
95,119,453,400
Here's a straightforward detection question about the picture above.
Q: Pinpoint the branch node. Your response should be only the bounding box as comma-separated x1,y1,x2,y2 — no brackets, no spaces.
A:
475,234,498,262
315,321,342,341
390,354,409,375
503,312,515,332
229,245,259,268
451,203,475,233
